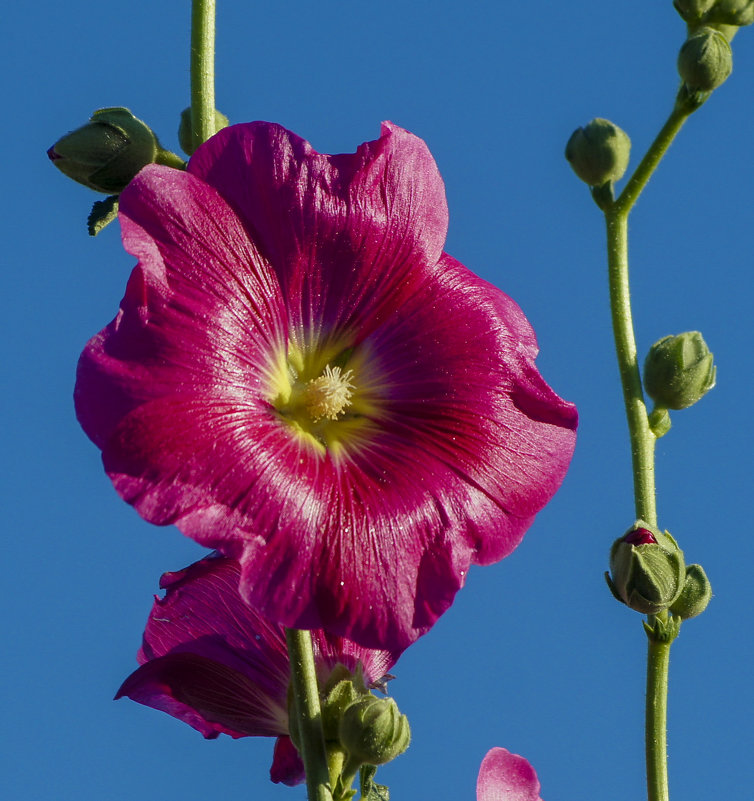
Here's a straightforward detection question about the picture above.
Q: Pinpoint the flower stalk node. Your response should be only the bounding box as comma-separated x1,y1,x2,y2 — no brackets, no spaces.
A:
644,613,682,644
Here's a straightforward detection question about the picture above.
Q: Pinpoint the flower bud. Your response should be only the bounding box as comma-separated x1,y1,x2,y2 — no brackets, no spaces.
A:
670,563,712,619
339,695,410,766
565,119,631,187
606,523,686,615
47,108,160,194
674,0,718,23
704,0,754,26
678,28,733,91
178,107,230,156
320,664,368,742
643,332,716,410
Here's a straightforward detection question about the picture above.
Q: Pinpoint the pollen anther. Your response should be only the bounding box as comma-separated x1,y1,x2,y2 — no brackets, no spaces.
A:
303,366,355,422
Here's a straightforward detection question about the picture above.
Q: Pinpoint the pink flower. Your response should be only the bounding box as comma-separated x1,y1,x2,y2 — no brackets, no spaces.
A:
76,121,577,649
477,748,543,801
116,554,400,786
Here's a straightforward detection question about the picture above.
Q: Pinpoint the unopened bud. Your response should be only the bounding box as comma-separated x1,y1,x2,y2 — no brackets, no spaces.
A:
178,107,230,156
339,695,410,766
47,108,160,194
670,564,712,619
644,332,716,410
606,523,686,615
705,0,754,26
674,0,718,23
565,118,631,187
678,28,733,91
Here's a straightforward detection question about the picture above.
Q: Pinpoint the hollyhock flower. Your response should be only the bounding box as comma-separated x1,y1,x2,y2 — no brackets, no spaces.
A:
76,120,578,649
115,553,400,786
477,748,543,801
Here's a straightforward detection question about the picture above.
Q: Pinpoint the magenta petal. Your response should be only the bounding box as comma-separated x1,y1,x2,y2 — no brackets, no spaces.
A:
270,736,306,786
187,121,449,337
76,163,286,451
116,652,286,738
118,554,400,745
76,122,577,651
477,748,543,801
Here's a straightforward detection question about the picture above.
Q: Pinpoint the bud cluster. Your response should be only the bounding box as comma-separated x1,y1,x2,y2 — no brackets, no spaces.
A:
288,663,410,801
675,0,754,28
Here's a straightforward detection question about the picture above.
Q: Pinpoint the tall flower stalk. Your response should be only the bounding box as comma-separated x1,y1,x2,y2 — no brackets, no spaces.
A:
567,12,736,800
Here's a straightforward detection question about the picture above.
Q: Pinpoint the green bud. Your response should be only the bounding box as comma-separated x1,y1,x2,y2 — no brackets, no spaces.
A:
678,28,733,91
670,563,712,619
643,332,716,410
178,107,230,156
565,118,631,188
674,0,718,23
704,0,754,26
48,108,160,194
320,664,370,742
339,695,410,766
606,523,686,615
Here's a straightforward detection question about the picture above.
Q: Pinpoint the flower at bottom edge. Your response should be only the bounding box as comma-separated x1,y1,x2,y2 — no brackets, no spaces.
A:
76,119,578,651
477,747,544,801
115,553,401,786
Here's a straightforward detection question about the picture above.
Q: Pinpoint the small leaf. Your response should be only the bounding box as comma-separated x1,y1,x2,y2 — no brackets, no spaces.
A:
359,765,389,801
87,195,119,236
365,783,390,801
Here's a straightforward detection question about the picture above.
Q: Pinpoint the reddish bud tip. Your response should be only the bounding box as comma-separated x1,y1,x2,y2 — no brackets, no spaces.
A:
624,527,657,546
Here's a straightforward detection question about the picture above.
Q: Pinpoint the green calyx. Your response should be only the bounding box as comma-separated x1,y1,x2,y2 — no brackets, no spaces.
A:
670,563,713,619
643,331,716,411
339,695,410,768
676,0,754,26
678,28,733,91
48,107,185,195
607,523,686,615
565,118,631,189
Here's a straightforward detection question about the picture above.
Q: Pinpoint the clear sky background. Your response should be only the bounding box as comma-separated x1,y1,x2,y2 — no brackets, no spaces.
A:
3,2,753,799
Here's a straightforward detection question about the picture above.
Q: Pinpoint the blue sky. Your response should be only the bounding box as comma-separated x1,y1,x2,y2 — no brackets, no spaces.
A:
3,2,753,799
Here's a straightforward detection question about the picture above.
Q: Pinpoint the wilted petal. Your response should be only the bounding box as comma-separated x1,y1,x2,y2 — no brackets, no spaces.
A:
477,748,543,801
115,652,285,738
270,736,306,786
117,554,400,766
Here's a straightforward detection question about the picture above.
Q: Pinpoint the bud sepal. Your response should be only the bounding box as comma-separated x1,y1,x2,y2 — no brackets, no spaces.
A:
670,563,713,619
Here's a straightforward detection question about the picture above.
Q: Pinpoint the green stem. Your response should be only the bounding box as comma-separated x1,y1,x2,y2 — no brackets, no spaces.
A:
603,97,697,801
155,147,187,170
614,102,691,215
604,209,657,526
285,628,333,801
646,634,671,801
604,99,695,526
190,0,217,150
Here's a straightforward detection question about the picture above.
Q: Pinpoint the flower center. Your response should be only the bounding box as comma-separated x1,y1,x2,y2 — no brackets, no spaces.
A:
267,342,381,456
301,366,355,422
